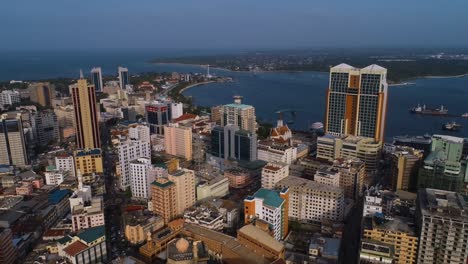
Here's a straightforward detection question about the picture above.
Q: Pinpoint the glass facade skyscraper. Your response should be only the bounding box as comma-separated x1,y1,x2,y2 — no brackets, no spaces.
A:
91,67,103,92
118,66,129,89
210,125,257,161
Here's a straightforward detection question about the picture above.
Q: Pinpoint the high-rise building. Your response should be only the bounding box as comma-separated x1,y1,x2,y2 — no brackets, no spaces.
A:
332,158,366,200
220,96,256,133
91,67,103,92
168,162,196,215
151,178,177,223
391,147,424,192
29,82,56,107
257,141,297,165
0,228,17,264
145,102,169,134
416,188,468,263
0,90,20,110
211,125,257,162
70,72,101,149
118,66,129,89
55,154,75,177
276,176,344,223
164,123,193,161
74,148,104,175
128,123,151,143
317,134,382,174
244,188,289,240
261,162,289,189
169,102,183,120
324,64,388,142
118,140,151,189
32,109,59,145
0,113,28,167
417,135,466,192
129,158,158,200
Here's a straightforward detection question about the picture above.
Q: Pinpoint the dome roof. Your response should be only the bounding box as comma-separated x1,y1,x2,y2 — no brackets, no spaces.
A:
175,238,190,253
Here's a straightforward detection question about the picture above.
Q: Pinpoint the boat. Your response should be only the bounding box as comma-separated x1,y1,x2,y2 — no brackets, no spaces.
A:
311,122,324,130
410,104,448,115
461,113,468,118
442,121,462,131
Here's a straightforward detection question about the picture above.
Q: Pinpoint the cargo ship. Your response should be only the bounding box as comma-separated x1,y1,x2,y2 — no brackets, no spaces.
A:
410,104,448,115
442,121,462,131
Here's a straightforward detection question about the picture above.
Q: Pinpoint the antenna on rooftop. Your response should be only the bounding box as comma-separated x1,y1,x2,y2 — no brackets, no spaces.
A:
79,69,84,79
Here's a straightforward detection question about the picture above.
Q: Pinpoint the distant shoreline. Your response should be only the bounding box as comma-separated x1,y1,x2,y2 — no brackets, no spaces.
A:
178,81,216,94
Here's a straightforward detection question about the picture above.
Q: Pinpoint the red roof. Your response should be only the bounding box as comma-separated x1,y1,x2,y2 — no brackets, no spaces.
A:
63,241,88,256
43,229,67,238
174,113,197,123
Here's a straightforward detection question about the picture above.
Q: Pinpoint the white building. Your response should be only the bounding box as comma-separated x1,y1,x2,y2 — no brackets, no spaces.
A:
196,175,229,201
183,205,224,231
0,90,20,109
170,102,183,120
276,176,344,223
314,166,340,187
257,142,297,165
261,162,289,189
118,140,151,189
129,158,158,200
45,165,68,185
55,154,75,177
363,195,383,217
129,124,151,143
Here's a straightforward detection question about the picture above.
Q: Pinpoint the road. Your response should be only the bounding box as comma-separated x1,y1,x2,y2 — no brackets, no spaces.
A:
339,198,364,264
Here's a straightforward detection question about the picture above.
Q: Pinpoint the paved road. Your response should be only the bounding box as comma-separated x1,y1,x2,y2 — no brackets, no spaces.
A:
339,198,364,264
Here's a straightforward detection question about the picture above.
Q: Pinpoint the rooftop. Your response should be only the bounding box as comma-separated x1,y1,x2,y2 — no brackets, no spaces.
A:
239,225,284,252
76,225,105,243
276,176,344,194
151,179,174,188
224,103,254,109
418,188,467,220
48,189,71,205
63,240,88,257
74,148,101,157
247,188,285,208
432,134,464,144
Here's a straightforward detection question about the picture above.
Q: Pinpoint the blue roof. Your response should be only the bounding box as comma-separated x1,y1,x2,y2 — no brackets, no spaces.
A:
224,103,253,109
57,235,72,245
77,225,106,243
75,148,101,156
48,189,71,205
253,188,284,208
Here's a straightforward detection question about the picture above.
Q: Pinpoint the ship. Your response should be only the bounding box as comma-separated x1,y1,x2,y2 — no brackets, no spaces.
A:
461,113,468,118
442,121,462,131
410,104,448,115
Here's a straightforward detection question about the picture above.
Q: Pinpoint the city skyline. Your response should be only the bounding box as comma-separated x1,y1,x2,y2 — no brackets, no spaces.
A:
1,1,468,51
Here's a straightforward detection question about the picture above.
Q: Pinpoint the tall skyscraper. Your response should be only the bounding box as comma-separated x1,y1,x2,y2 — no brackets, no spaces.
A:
29,82,56,107
145,102,169,134
164,123,193,161
324,64,388,142
118,66,129,89
91,67,103,92
211,125,257,162
220,96,256,133
70,71,101,149
32,109,60,145
0,113,28,167
416,188,468,263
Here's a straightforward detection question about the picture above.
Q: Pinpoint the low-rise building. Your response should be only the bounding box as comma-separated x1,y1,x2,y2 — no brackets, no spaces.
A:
57,225,107,264
184,205,224,231
308,234,341,263
166,237,209,264
196,175,229,201
45,165,69,185
237,224,285,261
257,141,297,165
224,167,253,189
74,148,103,175
124,211,164,245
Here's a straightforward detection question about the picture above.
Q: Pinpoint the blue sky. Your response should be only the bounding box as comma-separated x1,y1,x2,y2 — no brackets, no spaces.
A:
2,0,468,50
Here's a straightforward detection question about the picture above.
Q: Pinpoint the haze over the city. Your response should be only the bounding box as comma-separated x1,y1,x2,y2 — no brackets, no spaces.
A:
2,0,468,51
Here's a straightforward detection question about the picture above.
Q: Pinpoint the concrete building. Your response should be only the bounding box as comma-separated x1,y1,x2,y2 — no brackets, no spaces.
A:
314,166,340,187
129,158,158,200
166,237,209,264
164,123,193,161
257,141,297,165
244,188,289,240
362,216,418,264
70,73,101,149
224,167,253,189
184,205,224,231
118,66,129,89
332,158,366,200
416,188,468,264
417,135,466,193
151,178,177,223
169,102,183,120
128,123,151,143
44,165,69,185
0,228,17,264
118,140,151,189
91,67,103,92
54,105,76,139
74,148,103,174
55,154,75,177
308,234,341,263
29,82,55,107
145,102,169,134
211,125,257,162
261,162,289,189
32,109,59,145
57,226,107,264
0,113,28,167
220,96,256,133
363,195,383,217
324,64,388,142
196,175,229,201
0,90,20,110
317,134,382,173
391,147,423,192
237,225,285,261
276,176,344,223
168,165,196,215
359,239,394,264
124,211,164,245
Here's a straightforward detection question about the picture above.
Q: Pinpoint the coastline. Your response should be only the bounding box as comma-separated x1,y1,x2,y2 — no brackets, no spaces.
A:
178,81,216,94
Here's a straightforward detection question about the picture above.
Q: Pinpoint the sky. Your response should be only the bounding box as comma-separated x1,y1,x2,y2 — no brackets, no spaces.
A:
2,0,468,51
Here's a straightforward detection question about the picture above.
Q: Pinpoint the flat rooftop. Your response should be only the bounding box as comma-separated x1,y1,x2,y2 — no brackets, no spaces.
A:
276,176,343,194
238,225,284,252
418,188,467,221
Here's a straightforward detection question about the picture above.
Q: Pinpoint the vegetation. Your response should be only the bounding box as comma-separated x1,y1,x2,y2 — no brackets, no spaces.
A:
257,122,273,139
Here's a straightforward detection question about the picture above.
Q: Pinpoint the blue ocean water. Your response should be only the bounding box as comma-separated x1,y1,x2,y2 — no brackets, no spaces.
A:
2,50,468,141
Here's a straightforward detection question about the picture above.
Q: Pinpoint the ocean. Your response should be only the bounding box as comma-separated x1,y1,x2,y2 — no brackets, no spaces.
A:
2,50,468,141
